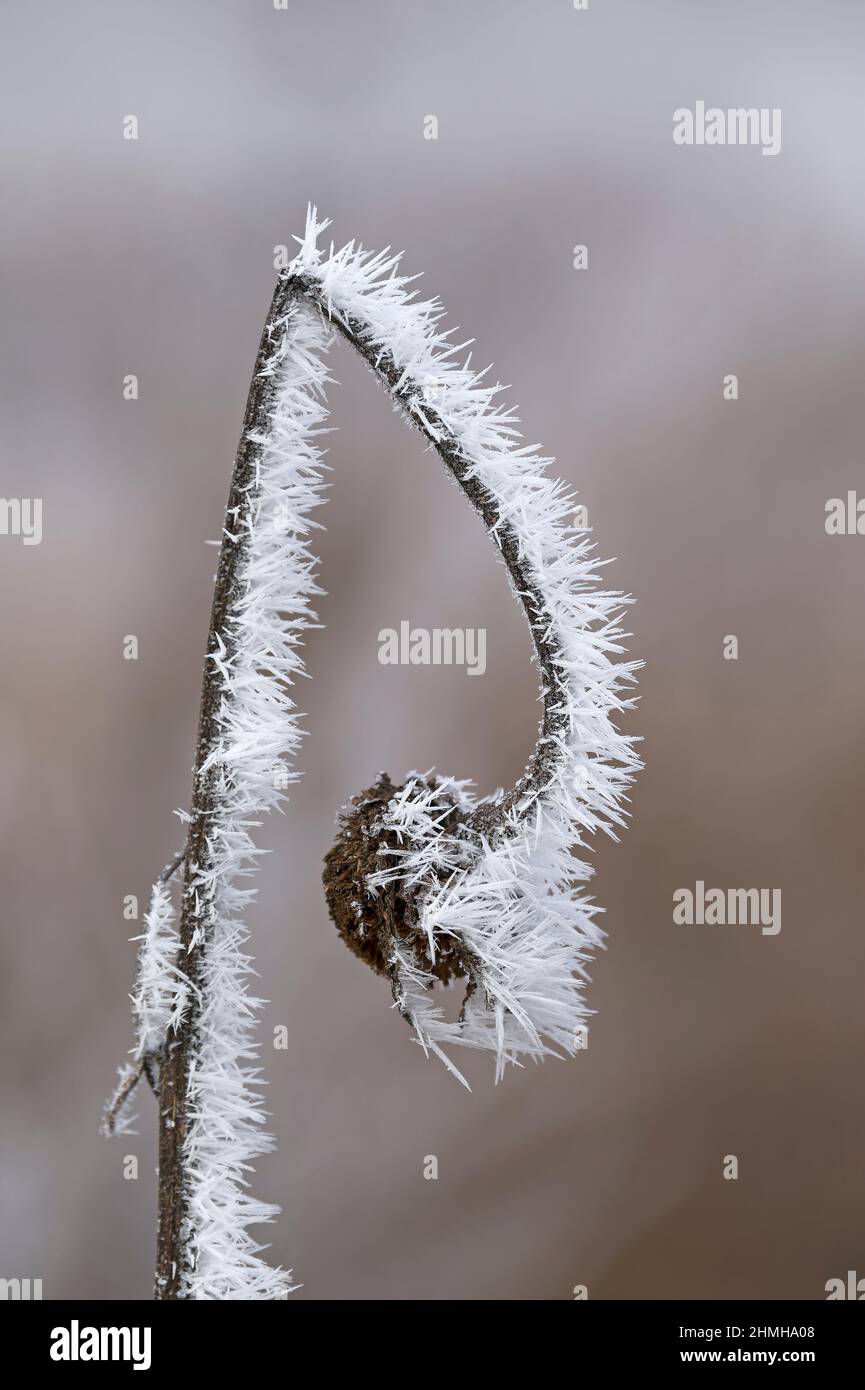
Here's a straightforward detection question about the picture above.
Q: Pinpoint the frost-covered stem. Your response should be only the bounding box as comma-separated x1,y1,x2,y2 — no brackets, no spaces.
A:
290,273,568,832
155,278,297,1299
143,209,637,1291
153,267,568,1293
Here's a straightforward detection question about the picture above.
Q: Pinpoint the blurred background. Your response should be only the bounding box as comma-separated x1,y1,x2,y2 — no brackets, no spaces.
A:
1,0,864,1300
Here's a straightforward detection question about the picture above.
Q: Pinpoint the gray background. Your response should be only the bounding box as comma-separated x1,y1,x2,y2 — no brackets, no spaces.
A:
1,0,864,1299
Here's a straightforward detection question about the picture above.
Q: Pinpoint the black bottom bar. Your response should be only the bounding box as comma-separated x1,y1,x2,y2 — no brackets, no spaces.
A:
9,1298,862,1375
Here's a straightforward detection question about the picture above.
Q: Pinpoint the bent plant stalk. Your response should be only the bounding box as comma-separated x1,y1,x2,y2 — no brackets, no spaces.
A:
104,210,640,1301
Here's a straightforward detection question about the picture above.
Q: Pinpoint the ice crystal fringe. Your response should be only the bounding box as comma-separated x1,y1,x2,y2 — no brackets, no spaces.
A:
132,881,189,1058
102,880,189,1137
115,207,639,1297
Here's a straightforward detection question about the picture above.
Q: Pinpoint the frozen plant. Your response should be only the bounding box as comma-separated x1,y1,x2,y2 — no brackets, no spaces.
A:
104,208,640,1300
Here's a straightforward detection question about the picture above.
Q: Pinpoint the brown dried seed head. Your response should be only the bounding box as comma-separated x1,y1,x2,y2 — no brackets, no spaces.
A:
322,773,474,987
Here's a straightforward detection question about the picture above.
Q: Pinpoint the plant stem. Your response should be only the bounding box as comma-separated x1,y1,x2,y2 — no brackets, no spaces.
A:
154,270,567,1296
291,272,569,830
154,277,296,1299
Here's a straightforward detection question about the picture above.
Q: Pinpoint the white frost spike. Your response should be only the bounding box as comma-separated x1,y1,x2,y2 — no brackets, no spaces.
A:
132,880,189,1058
101,1063,141,1137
